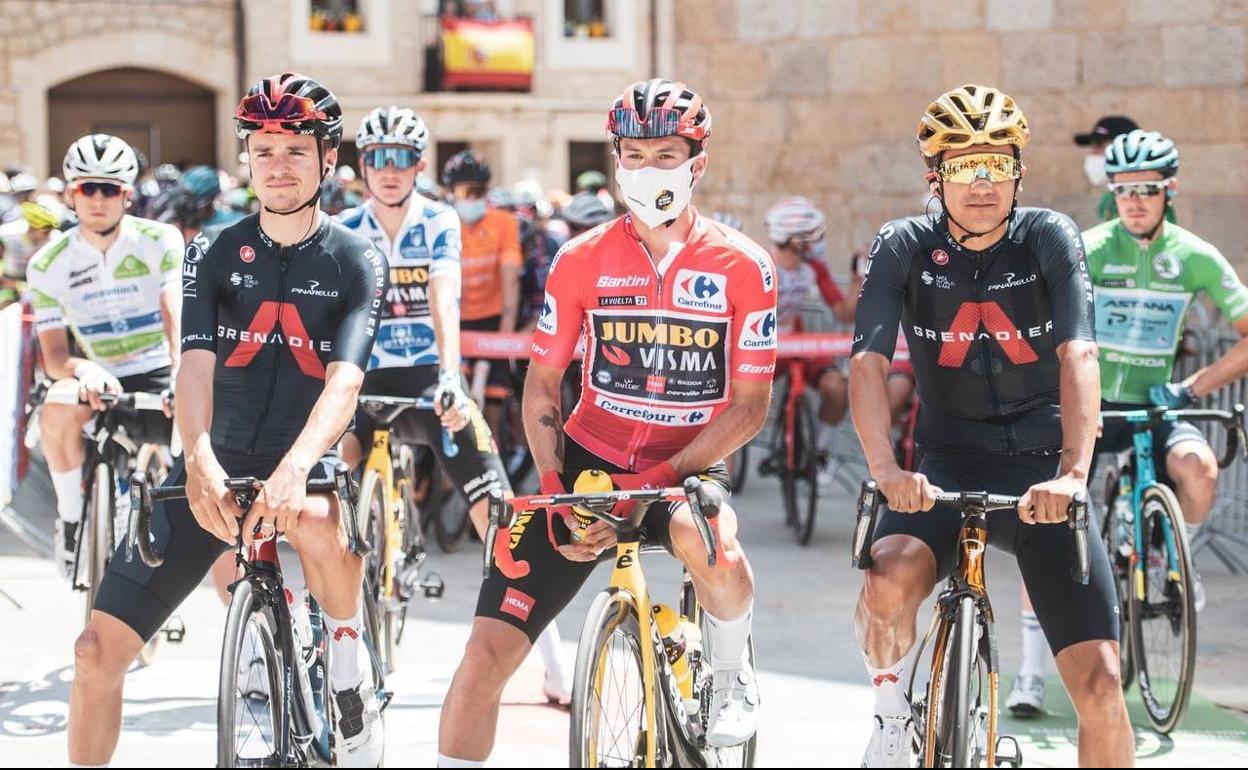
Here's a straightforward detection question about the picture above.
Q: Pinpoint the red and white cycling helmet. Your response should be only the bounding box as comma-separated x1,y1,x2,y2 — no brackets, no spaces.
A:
607,78,712,145
764,197,826,245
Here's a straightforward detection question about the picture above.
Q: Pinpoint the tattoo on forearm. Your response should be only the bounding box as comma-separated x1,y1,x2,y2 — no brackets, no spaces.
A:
540,408,564,463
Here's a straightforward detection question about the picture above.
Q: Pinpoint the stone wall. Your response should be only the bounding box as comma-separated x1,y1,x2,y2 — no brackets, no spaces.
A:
675,0,1248,269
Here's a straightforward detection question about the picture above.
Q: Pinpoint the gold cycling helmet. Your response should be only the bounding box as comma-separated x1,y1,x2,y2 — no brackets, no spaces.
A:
917,84,1030,163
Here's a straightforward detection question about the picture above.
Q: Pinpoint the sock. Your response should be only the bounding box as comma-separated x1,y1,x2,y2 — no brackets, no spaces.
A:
704,602,752,671
51,467,84,524
863,652,909,718
1019,610,1048,678
324,605,366,692
436,754,484,768
1186,522,1202,542
534,623,566,683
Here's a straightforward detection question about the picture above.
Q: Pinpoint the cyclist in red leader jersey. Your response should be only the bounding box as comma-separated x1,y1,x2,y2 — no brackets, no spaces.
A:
436,79,776,766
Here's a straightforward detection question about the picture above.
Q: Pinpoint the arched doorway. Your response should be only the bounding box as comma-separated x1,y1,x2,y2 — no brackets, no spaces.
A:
47,68,216,175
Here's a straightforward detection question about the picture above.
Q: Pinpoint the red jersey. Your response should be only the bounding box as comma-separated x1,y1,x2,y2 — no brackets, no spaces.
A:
531,211,778,471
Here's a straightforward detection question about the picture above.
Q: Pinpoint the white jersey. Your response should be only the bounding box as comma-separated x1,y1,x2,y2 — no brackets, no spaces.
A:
26,215,182,377
337,194,460,369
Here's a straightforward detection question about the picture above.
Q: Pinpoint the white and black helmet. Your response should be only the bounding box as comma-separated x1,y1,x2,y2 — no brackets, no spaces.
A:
764,196,826,244
63,134,139,186
355,106,429,154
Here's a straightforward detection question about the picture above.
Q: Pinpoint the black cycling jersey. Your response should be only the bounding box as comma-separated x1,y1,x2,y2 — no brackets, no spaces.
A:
853,208,1094,454
180,213,387,456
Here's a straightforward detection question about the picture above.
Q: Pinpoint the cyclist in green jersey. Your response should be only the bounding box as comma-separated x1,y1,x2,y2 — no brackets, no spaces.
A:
1008,128,1248,714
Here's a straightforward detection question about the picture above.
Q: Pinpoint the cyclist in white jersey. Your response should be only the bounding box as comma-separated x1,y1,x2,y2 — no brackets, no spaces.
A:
337,106,573,703
26,134,183,575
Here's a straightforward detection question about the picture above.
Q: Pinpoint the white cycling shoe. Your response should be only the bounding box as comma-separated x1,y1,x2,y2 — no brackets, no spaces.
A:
705,665,759,748
861,714,913,768
1006,673,1046,718
333,682,384,767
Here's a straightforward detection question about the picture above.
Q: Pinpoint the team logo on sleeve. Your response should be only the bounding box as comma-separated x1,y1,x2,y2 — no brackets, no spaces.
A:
537,292,558,335
738,309,777,350
672,270,728,312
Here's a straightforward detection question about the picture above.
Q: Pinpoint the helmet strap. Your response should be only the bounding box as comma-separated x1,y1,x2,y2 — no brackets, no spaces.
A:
362,165,413,211
939,178,1019,245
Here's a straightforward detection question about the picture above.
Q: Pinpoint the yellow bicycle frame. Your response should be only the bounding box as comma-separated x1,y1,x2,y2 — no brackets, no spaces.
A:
360,427,405,605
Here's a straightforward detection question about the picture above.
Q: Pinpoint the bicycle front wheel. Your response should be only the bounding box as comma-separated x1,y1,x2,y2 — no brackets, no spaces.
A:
571,589,664,767
218,579,286,767
925,596,980,768
1131,483,1197,734
782,393,819,546
1098,474,1134,690
84,463,112,627
358,470,398,675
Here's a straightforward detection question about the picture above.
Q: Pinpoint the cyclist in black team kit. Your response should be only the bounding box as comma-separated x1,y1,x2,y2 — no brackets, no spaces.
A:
849,85,1132,768
67,73,389,767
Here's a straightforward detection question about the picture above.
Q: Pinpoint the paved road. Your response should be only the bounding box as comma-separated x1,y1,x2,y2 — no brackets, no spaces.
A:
2,468,1246,766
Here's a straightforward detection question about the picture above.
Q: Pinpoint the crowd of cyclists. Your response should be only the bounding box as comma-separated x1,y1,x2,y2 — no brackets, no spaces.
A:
1,62,1244,768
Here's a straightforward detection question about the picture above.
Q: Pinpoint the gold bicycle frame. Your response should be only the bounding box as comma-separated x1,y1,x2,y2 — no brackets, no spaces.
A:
921,515,997,768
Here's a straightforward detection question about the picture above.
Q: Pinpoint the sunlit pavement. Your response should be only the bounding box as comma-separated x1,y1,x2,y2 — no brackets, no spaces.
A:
2,470,1246,766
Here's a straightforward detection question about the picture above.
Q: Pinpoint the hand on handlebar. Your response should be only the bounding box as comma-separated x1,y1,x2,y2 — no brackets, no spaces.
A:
1017,473,1085,525
74,361,122,412
610,461,678,520
875,465,941,513
185,451,242,543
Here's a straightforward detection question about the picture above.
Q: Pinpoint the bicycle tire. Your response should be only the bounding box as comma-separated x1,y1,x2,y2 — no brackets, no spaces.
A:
358,470,397,675
133,445,170,668
217,579,286,767
925,596,978,768
1131,483,1197,734
570,589,664,767
728,443,749,494
1098,472,1134,690
791,393,820,546
84,462,111,627
433,475,472,553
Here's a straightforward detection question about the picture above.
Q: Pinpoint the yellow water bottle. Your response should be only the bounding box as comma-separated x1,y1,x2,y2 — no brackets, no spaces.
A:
570,469,612,538
653,603,693,700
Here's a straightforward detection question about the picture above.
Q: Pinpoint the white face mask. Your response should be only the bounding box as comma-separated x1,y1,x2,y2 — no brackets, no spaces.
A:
615,155,700,229
1083,154,1108,187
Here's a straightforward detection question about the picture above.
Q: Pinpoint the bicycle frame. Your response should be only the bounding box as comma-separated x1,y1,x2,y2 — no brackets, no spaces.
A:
363,426,403,607
781,359,807,473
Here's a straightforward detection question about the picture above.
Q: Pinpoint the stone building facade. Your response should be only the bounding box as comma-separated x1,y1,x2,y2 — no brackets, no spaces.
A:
676,0,1248,268
0,0,1243,267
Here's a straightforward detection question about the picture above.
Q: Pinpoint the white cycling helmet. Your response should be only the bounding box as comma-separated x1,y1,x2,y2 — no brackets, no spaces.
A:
764,196,825,244
63,134,139,186
355,105,430,154
9,172,37,194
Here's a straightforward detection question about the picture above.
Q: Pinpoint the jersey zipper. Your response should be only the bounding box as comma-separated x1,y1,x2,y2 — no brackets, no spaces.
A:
249,246,292,454
627,244,666,471
973,254,1014,453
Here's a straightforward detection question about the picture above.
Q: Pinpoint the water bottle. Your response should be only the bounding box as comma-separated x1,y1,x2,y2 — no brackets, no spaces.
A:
653,604,693,702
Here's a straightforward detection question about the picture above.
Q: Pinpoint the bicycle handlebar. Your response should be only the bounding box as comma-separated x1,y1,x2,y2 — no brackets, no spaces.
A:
1101,404,1247,469
483,476,724,580
127,464,351,568
851,480,1090,585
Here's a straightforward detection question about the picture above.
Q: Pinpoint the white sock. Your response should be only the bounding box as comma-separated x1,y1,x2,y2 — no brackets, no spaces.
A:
1019,610,1048,678
534,623,566,683
1186,522,1202,542
863,652,909,718
816,422,835,452
704,602,752,671
324,605,366,692
436,754,484,768
51,467,84,524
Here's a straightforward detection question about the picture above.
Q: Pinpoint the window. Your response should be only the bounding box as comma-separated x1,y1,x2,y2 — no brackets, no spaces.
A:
563,0,609,37
309,0,365,32
291,0,391,66
568,141,611,194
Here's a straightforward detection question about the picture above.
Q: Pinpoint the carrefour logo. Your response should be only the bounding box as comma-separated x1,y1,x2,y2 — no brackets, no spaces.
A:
738,309,777,350
672,269,728,313
537,292,557,335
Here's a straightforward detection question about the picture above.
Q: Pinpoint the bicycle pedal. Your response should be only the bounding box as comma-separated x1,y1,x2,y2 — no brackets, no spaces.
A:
422,572,446,599
994,735,1022,768
756,457,779,478
162,616,187,643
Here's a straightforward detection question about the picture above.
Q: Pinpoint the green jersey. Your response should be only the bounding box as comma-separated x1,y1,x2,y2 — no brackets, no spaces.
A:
1085,219,1248,403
